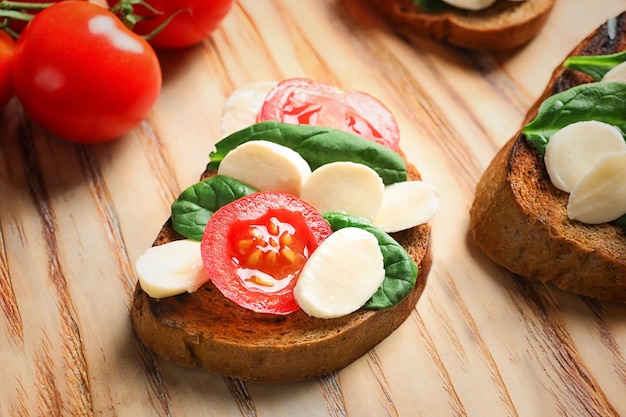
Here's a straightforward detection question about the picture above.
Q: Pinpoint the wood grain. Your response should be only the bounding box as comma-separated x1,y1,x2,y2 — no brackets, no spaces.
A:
1,0,626,416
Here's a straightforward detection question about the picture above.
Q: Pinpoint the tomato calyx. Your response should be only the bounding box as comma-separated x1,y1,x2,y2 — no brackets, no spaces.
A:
108,0,156,27
108,0,190,41
107,0,233,49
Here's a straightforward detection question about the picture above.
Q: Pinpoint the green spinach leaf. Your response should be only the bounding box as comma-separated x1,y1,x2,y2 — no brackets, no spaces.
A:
207,121,407,185
614,215,626,227
522,81,626,154
411,0,450,12
323,212,418,310
564,51,626,81
171,175,257,241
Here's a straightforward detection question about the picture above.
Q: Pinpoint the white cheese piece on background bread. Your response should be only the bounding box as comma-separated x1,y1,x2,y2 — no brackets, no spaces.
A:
602,61,626,82
442,0,497,11
567,151,626,224
544,120,625,193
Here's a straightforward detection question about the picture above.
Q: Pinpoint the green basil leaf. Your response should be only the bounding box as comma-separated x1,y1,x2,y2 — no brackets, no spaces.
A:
207,121,407,185
322,212,418,310
294,131,407,184
171,175,257,241
522,82,626,154
613,214,626,227
411,0,450,13
563,51,626,81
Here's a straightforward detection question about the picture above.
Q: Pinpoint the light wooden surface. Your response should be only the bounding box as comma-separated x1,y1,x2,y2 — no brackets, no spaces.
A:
2,1,626,416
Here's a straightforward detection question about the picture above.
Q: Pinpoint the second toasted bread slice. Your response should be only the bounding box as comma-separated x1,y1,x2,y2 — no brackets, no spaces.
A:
470,13,626,302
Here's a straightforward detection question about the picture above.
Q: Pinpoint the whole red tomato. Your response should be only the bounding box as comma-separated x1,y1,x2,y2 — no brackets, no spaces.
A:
107,0,233,49
12,1,162,143
0,32,14,109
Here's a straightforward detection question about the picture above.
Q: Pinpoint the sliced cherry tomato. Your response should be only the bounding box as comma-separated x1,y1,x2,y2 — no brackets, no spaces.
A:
257,78,401,150
0,32,14,109
201,191,333,315
12,1,162,143
107,0,233,49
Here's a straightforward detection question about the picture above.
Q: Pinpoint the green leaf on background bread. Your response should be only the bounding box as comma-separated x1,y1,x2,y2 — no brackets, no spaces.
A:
564,50,626,81
522,81,626,154
411,0,451,12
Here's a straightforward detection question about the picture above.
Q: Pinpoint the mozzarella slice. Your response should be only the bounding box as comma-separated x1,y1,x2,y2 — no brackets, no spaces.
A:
217,140,311,196
373,181,439,233
221,81,278,137
293,227,385,319
300,161,384,221
441,0,497,11
544,120,626,193
567,151,626,224
136,239,209,299
601,62,626,82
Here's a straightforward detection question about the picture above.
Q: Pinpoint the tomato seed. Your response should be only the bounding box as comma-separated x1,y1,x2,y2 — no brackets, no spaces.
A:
247,275,274,287
280,247,296,263
280,232,293,246
248,249,262,265
266,251,277,265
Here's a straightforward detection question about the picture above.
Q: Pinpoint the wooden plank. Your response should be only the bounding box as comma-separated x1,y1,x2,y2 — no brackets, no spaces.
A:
1,0,625,415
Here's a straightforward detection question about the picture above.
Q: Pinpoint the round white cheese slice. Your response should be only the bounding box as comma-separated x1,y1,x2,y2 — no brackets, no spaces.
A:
544,120,625,193
373,181,439,233
567,151,626,224
221,81,278,137
136,239,209,299
217,140,311,196
300,161,384,221
293,227,385,319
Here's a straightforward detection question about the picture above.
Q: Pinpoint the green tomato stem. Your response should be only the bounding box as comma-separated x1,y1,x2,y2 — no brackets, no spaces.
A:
0,1,56,11
0,9,34,21
108,0,191,41
0,0,58,38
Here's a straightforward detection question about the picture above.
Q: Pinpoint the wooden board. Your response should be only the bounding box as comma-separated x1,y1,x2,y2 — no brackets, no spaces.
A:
1,0,626,416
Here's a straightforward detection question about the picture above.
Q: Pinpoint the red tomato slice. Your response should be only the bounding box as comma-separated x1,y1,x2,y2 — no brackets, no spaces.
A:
201,191,333,315
257,78,400,150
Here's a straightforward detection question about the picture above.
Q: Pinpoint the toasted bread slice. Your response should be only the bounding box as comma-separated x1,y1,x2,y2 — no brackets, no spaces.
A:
470,13,626,303
132,158,432,383
366,0,555,50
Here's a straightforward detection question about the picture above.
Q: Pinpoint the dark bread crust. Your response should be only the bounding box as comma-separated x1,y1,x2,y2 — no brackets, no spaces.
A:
366,0,555,50
132,159,432,383
470,13,626,303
